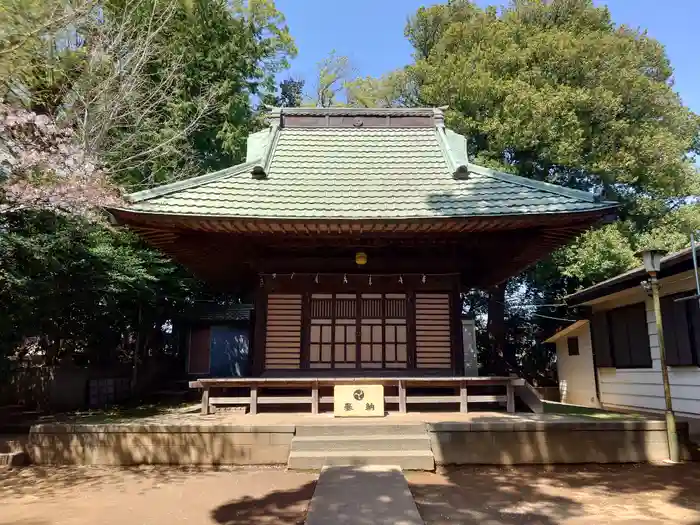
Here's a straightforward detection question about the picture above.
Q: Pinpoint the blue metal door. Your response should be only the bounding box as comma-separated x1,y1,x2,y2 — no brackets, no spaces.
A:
209,324,250,377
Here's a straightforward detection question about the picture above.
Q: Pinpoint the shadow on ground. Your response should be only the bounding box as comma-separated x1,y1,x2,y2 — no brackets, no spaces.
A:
211,481,316,525
207,464,700,525
408,464,700,525
2,463,700,525
0,465,237,498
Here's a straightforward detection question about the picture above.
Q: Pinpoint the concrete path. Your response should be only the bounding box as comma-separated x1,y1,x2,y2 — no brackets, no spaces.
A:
305,465,424,525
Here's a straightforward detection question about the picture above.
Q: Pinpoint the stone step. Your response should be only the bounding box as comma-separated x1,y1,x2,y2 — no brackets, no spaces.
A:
287,450,435,471
291,434,431,452
305,466,424,525
295,423,426,437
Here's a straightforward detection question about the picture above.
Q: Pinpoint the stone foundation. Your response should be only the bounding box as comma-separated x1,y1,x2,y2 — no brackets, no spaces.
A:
24,417,695,467
28,424,295,465
428,420,693,465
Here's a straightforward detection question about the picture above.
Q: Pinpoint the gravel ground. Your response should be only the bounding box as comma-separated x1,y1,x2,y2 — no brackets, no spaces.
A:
1,464,700,525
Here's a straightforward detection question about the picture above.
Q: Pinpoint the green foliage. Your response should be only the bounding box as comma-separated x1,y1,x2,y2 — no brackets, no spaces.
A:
259,77,304,108
0,210,201,363
405,0,700,379
0,0,296,378
310,50,351,107
0,0,90,106
409,0,700,276
346,69,420,108
99,0,297,189
277,78,305,107
555,224,637,284
413,0,699,199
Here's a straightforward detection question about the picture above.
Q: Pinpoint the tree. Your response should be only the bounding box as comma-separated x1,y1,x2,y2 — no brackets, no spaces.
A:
311,51,351,107
277,78,304,108
259,77,304,108
88,0,297,189
2,0,297,191
0,208,203,364
405,0,700,377
0,0,298,397
1,102,120,216
346,69,420,108
0,0,94,107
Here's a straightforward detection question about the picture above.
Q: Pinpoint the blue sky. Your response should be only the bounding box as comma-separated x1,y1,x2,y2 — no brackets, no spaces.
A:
276,0,700,114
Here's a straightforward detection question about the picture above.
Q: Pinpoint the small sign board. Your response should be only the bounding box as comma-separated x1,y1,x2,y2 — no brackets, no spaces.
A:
333,384,384,417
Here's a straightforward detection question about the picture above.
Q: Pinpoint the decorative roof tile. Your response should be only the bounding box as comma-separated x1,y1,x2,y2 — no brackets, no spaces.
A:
119,108,616,220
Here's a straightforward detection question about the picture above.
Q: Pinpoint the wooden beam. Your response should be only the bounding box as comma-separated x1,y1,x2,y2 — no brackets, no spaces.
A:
406,396,460,403
209,397,250,405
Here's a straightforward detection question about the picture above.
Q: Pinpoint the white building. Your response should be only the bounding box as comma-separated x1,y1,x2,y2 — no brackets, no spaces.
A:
547,248,700,430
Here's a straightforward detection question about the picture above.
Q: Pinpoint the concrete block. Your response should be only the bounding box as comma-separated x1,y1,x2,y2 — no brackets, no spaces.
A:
305,466,423,525
268,433,295,445
430,427,679,466
27,428,294,466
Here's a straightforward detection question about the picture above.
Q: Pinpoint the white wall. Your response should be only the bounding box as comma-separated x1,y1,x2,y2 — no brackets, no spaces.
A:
555,324,599,407
591,270,700,419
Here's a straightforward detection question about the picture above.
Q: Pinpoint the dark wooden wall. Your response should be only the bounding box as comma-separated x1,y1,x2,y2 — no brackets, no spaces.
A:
250,273,464,375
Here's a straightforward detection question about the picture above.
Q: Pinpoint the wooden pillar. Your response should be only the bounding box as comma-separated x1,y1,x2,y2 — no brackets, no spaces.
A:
398,380,407,413
311,381,319,414
406,292,416,369
251,289,268,376
451,283,465,375
250,384,258,415
459,380,468,413
201,386,210,415
506,380,515,414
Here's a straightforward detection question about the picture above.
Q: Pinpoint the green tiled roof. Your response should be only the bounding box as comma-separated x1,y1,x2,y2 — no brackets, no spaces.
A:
121,108,615,220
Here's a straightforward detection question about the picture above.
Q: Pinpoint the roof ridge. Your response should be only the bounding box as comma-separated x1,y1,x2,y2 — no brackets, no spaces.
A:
253,119,282,178
434,126,469,178
468,164,611,204
278,107,443,118
126,160,260,203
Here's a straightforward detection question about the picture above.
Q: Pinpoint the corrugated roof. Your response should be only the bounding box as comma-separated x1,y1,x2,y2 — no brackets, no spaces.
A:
118,108,616,221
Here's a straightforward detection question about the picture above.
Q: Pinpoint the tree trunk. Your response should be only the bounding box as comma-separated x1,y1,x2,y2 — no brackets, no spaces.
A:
131,305,143,395
486,281,508,375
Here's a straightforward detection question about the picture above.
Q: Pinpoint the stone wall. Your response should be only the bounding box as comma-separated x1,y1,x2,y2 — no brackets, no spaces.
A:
25,418,696,467
428,420,693,465
28,424,295,465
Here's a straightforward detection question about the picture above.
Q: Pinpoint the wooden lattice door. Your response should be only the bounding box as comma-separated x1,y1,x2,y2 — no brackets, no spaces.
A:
359,293,408,369
308,293,408,370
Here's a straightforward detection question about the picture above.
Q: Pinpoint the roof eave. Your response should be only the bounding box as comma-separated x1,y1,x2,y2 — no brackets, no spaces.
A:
565,246,696,305
467,164,615,205
544,319,589,343
107,204,616,228
125,160,261,203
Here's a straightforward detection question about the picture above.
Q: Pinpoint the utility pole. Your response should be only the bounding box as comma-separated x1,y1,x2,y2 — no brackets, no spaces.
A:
640,249,679,462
